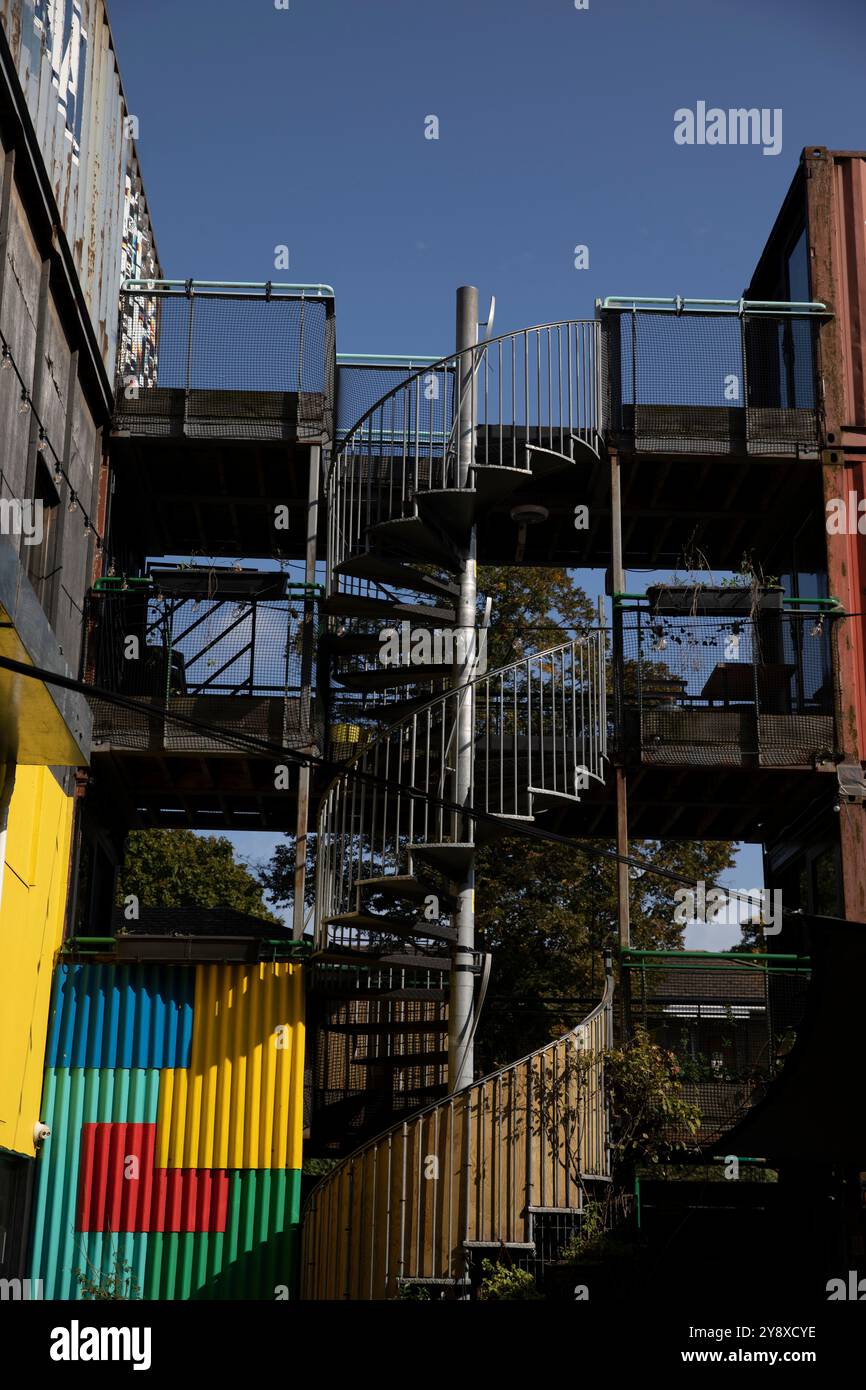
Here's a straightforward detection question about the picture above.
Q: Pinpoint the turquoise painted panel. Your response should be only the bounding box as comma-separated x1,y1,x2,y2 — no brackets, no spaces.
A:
30,1068,161,1299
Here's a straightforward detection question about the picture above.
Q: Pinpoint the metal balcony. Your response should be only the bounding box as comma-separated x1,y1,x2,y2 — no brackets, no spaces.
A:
599,298,829,457
622,949,812,1149
114,280,336,444
617,602,840,768
82,570,321,828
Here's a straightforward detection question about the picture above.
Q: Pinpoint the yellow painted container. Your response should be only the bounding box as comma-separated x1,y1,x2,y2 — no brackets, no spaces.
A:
0,767,74,1157
156,962,304,1170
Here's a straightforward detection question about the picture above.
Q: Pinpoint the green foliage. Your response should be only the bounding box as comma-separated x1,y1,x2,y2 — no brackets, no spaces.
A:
475,834,735,1070
478,564,597,669
303,1157,338,1177
606,1027,702,1164
476,1260,543,1301
75,1254,140,1301
118,829,279,921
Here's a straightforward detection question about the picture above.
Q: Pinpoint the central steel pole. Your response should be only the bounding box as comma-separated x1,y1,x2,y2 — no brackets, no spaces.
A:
448,285,478,1092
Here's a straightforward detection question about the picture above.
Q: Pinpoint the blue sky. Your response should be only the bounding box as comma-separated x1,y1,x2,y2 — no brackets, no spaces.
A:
108,0,863,941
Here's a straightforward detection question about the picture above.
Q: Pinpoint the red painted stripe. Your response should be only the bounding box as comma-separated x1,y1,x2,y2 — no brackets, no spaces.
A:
76,1123,229,1233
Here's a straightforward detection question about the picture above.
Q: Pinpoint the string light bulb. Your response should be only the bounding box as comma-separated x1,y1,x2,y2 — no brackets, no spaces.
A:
18,390,30,414
67,491,77,513
1,346,11,370
37,428,47,452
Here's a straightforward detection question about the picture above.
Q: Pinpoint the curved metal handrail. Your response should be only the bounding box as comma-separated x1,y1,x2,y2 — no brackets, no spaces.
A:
301,964,614,1299
328,316,601,473
326,318,602,586
317,631,608,948
324,630,607,793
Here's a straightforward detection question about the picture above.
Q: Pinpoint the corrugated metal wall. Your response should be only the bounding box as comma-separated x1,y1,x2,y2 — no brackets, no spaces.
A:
0,767,74,1158
0,0,160,372
30,961,304,1300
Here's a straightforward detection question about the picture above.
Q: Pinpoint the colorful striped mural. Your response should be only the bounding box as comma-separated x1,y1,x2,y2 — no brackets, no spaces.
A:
30,961,304,1301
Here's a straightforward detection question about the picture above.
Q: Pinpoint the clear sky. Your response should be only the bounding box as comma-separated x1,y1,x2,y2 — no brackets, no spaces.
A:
108,0,863,941
108,0,864,355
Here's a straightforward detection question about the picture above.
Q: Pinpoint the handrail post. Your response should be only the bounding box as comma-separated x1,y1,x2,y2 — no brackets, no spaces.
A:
449,286,479,1095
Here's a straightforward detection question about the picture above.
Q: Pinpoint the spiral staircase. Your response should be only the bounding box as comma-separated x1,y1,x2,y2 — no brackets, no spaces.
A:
304,315,614,1295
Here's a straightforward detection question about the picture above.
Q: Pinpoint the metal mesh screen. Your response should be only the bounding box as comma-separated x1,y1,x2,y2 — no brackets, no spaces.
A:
335,361,446,443
620,609,837,765
623,954,811,1148
308,962,448,1154
602,310,821,454
115,288,336,441
84,583,321,751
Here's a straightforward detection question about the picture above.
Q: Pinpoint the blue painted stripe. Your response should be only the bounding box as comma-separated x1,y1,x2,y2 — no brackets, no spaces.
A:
47,965,195,1069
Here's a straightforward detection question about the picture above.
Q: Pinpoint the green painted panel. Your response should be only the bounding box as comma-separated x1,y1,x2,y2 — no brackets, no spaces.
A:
144,1169,302,1300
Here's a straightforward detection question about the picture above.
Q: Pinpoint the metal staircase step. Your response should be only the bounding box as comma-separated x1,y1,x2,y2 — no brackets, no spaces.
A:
325,1019,448,1035
357,875,458,912
321,631,382,655
325,911,457,945
368,515,461,569
525,442,576,477
415,467,532,535
570,432,602,466
333,664,452,693
333,695,437,723
321,593,456,623
334,553,460,600
314,947,451,971
322,987,450,1002
351,1051,449,1068
408,843,474,876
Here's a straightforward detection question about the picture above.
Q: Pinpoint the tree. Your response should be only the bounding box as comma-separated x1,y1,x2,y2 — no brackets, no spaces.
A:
119,829,280,922
474,834,735,1071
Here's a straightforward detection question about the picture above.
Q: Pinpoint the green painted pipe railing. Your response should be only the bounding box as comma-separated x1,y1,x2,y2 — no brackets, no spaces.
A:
598,296,829,316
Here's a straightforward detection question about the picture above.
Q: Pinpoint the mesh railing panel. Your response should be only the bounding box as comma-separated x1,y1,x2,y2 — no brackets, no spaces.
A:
84,587,321,751
602,310,821,454
620,609,837,765
623,956,811,1147
308,962,448,1153
335,362,445,443
115,289,335,441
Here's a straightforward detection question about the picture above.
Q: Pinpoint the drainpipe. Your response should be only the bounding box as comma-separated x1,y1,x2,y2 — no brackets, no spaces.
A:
0,760,16,913
448,286,478,1093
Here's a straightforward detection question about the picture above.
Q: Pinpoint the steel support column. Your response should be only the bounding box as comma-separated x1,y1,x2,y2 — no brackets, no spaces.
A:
610,449,631,949
449,286,478,1092
293,444,321,940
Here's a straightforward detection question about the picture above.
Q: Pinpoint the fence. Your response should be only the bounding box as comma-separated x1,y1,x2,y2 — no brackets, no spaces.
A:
115,281,336,441
600,303,827,455
301,965,613,1299
622,950,811,1149
618,607,838,766
84,577,321,752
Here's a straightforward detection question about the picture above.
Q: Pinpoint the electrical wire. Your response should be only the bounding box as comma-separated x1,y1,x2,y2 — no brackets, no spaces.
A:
0,650,815,923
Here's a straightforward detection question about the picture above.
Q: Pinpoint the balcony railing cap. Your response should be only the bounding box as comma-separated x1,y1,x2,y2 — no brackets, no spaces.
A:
596,295,829,316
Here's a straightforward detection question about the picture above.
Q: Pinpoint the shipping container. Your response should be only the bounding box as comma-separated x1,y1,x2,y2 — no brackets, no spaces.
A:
0,0,160,373
30,960,304,1300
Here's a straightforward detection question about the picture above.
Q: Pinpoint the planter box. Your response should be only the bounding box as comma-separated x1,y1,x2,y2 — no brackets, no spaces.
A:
646,585,784,615
150,568,287,600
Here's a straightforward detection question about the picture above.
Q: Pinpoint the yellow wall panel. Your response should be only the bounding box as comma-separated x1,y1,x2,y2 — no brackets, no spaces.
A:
157,962,304,1170
0,767,73,1158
